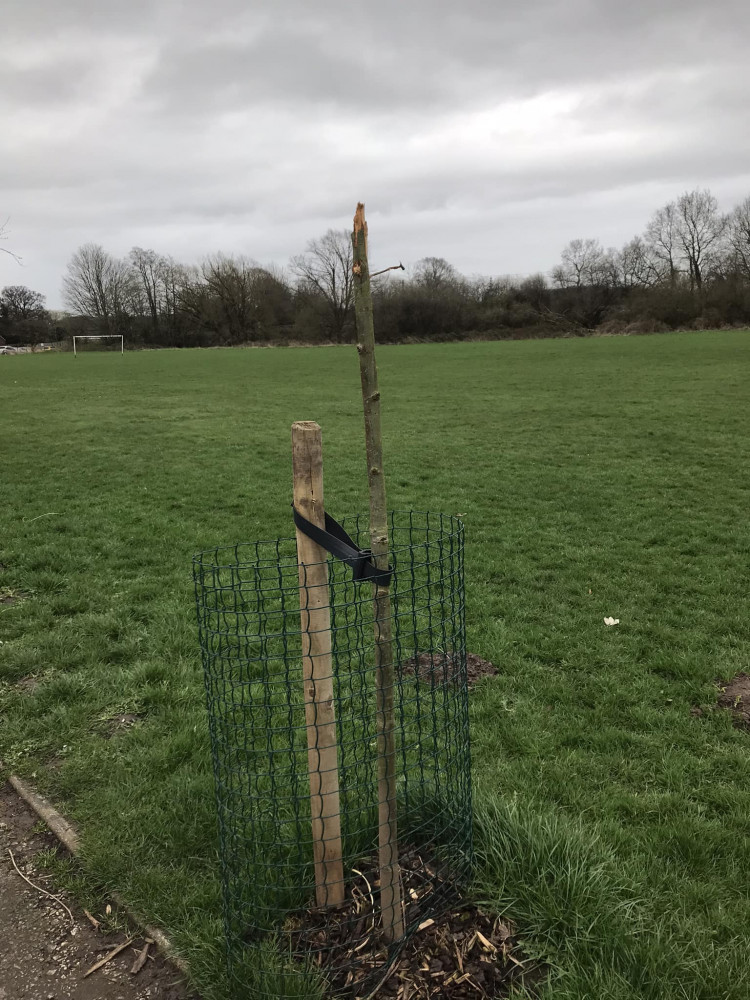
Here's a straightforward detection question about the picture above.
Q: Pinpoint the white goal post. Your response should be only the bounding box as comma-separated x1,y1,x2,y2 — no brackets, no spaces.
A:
72,335,124,356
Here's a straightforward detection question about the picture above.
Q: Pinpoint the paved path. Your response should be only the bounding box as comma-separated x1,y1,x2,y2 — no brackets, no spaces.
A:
0,782,196,1000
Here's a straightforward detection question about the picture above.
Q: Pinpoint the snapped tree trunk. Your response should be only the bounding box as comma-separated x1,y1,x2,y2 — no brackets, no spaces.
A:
351,202,404,943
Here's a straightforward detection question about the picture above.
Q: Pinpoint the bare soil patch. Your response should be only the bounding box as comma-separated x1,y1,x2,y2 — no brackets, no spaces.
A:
91,713,145,740
400,651,498,689
15,675,41,694
0,588,27,606
0,780,197,1000
716,674,750,730
104,713,143,736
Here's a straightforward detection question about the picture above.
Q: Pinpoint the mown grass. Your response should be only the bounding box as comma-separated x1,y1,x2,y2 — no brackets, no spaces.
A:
1,331,749,999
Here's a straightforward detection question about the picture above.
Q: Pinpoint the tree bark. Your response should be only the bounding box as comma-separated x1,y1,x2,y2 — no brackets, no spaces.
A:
351,203,404,942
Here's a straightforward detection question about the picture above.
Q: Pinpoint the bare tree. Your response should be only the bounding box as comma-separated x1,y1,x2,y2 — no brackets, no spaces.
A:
726,196,750,281
175,263,209,333
675,189,726,292
519,273,550,309
645,203,681,286
470,275,515,305
553,238,607,287
160,256,187,335
598,247,622,288
0,218,21,262
201,254,258,343
62,244,131,332
413,256,459,289
181,254,292,344
620,236,659,288
290,229,353,341
645,192,726,291
125,247,188,338
128,247,163,333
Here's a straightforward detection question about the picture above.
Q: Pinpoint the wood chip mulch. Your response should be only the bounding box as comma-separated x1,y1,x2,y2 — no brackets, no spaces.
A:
399,652,498,689
365,905,529,999
285,849,530,998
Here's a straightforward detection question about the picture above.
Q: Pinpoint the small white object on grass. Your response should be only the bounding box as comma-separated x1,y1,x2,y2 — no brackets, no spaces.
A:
604,617,620,626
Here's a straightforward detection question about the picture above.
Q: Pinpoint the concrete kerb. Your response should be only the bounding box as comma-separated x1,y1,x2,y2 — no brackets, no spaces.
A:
3,768,189,977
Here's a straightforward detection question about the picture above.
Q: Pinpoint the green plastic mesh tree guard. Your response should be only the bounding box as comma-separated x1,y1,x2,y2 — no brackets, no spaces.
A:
194,511,472,999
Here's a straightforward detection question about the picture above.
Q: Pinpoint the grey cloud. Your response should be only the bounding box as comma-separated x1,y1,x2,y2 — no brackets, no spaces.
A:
0,61,99,108
2,0,750,308
141,0,749,116
144,28,448,115
5,0,160,38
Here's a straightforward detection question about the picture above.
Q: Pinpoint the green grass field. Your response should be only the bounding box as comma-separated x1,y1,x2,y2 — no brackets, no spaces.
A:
1,332,749,1000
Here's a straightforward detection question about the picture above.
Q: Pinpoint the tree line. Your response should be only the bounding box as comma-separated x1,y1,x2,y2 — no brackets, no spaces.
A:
2,188,749,349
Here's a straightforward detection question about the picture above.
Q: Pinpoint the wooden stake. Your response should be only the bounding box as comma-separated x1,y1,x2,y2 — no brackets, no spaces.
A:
292,420,345,908
351,203,405,942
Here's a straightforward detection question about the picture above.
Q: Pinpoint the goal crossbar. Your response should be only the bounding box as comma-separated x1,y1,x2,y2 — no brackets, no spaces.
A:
72,335,124,356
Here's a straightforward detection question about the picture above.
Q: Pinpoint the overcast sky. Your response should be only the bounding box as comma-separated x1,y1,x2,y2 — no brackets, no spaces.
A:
3,0,749,309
